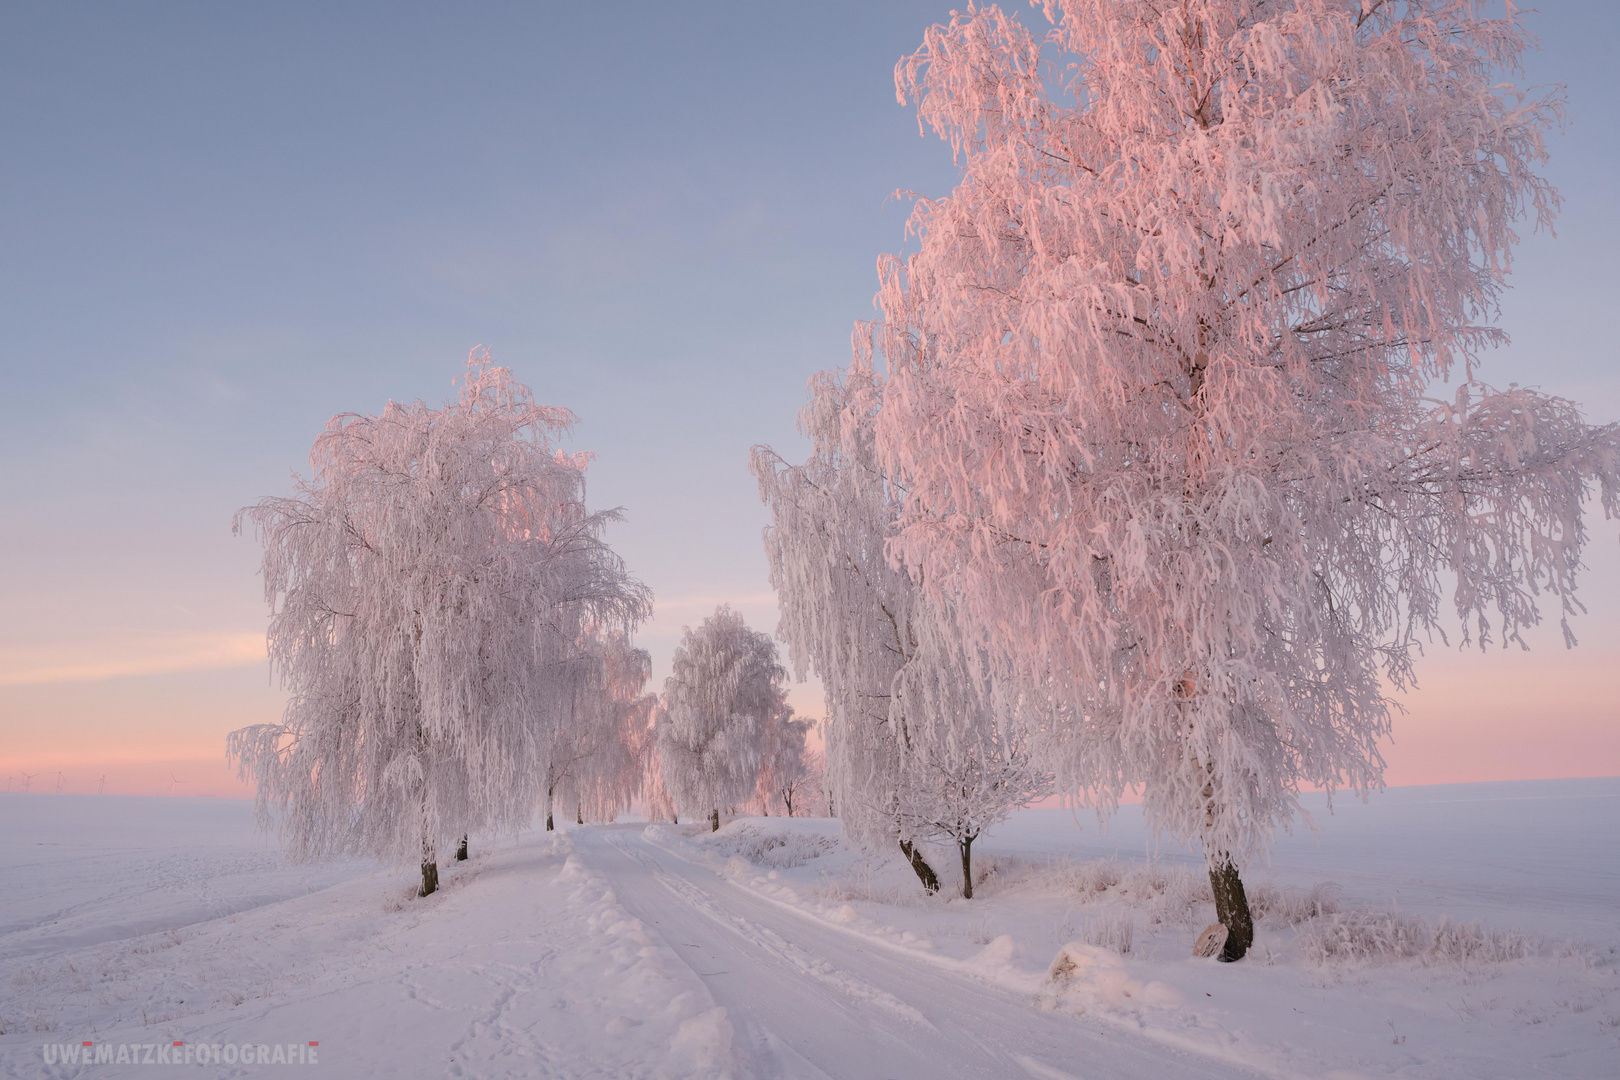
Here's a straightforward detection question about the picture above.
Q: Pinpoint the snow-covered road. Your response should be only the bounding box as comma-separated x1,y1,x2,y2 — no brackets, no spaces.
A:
580,824,1255,1080
0,797,1257,1080
12,790,1612,1078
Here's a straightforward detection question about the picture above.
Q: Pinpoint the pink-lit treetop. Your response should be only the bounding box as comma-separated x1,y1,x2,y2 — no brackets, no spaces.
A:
865,0,1618,868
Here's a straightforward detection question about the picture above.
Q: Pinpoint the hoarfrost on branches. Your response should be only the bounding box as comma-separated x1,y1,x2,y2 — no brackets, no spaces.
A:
228,352,649,893
753,709,813,817
754,368,1051,896
863,0,1618,935
546,626,657,828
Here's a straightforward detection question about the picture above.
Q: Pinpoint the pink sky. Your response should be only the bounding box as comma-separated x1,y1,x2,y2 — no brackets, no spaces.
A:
1,3,1615,802
4,551,1614,800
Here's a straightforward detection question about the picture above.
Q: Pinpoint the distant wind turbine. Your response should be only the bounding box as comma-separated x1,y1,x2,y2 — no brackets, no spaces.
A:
54,772,65,794
20,772,38,794
98,774,107,796
168,772,185,797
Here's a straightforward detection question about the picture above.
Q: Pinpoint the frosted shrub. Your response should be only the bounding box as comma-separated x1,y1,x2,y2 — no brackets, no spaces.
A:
697,823,838,870
1063,860,1123,900
1296,909,1529,968
1143,875,1217,929
1296,909,1427,966
968,854,1046,895
1429,917,1531,966
1556,940,1597,971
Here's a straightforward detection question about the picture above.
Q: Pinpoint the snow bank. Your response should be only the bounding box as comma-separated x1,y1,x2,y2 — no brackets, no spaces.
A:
664,780,1620,1080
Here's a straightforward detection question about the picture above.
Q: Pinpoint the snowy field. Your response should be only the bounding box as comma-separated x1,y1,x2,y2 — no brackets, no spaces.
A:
1,779,1616,1079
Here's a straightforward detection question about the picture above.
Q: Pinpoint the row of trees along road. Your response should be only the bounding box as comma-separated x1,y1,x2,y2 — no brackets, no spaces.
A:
230,361,816,895
756,0,1619,955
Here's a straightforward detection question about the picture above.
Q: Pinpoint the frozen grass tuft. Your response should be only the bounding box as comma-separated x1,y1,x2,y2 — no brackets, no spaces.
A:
1249,881,1342,925
1081,913,1135,955
1296,909,1530,968
1556,939,1598,971
1044,858,1214,927
1038,858,1342,930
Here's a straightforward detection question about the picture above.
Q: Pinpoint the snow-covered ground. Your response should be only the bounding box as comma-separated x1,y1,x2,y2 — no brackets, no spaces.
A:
1,780,1616,1078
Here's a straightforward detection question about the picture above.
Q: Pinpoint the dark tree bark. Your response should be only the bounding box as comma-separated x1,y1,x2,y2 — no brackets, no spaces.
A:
419,856,439,897
577,806,584,826
708,809,720,832
783,789,794,817
545,812,554,832
672,813,678,825
455,835,468,861
899,839,940,894
957,833,978,900
1209,857,1254,962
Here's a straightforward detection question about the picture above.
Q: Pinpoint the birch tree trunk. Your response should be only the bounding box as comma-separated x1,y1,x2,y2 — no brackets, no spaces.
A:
1209,858,1254,962
899,839,940,894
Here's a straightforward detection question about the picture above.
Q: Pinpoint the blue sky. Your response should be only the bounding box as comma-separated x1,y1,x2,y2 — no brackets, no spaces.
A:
1,1,1615,794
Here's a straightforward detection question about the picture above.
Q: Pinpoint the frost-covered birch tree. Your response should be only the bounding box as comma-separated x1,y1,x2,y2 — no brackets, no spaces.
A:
785,746,829,819
658,606,783,831
892,718,1050,900
640,705,680,824
229,353,649,896
865,0,1619,956
548,627,657,827
754,369,1050,895
752,709,812,817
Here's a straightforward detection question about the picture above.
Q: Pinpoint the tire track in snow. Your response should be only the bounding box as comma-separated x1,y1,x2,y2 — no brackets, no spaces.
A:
606,831,931,1030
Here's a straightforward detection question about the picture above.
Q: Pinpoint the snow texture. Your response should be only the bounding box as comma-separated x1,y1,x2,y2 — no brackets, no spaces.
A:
5,779,1612,1078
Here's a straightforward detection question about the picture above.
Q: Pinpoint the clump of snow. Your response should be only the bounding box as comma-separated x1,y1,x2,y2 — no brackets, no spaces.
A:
971,933,1026,974
1042,942,1179,1013
665,999,737,1078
